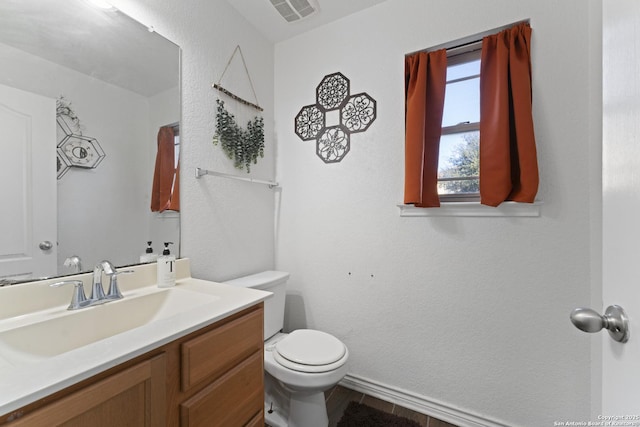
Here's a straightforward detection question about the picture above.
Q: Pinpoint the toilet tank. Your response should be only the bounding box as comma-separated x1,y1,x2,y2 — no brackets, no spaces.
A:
224,271,289,340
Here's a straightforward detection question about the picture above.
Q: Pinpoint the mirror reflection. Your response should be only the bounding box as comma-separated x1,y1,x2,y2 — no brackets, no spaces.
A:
0,0,181,282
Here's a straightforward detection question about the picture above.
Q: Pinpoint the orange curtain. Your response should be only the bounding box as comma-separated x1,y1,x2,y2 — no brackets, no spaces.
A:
168,161,180,211
404,49,447,208
479,22,538,207
150,126,179,212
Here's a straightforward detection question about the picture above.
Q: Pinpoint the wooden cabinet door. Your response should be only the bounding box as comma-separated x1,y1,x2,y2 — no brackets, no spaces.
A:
245,411,265,427
7,354,166,427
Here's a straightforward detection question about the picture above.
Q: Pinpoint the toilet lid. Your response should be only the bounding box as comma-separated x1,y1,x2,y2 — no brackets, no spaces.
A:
274,329,346,371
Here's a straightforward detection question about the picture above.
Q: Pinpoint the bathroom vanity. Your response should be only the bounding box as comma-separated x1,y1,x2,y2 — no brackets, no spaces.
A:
0,259,269,426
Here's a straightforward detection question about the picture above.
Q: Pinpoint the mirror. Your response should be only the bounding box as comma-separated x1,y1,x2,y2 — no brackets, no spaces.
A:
0,0,180,281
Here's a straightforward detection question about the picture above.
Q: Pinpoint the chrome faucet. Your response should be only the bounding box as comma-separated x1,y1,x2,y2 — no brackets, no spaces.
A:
51,261,134,310
63,255,83,273
90,260,115,302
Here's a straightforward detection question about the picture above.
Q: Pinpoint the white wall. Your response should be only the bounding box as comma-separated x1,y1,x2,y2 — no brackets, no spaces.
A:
274,1,600,425
108,0,276,281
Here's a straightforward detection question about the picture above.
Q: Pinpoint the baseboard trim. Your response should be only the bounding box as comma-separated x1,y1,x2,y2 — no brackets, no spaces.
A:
339,374,512,427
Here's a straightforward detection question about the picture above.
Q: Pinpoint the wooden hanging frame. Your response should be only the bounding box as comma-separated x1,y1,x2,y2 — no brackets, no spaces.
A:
212,45,263,112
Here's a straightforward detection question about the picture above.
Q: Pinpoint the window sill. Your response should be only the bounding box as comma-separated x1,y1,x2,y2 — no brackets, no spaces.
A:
154,210,180,219
398,201,542,217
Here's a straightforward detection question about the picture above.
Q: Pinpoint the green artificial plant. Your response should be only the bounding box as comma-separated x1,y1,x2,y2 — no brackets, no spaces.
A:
56,95,83,134
213,99,264,173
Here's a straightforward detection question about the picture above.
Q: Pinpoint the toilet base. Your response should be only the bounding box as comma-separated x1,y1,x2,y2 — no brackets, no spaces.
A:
264,372,330,427
288,391,328,427
264,403,287,427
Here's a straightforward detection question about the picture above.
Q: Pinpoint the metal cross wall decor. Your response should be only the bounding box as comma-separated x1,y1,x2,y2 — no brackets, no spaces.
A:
295,72,376,163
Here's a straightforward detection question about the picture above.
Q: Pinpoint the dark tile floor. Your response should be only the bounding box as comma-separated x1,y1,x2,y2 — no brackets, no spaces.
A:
265,384,459,427
324,384,459,427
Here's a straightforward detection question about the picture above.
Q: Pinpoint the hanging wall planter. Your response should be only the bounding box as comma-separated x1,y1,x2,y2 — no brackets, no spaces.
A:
211,45,264,173
212,99,264,173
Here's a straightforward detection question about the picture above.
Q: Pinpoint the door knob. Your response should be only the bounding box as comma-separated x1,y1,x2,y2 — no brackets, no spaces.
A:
570,305,630,343
39,240,53,251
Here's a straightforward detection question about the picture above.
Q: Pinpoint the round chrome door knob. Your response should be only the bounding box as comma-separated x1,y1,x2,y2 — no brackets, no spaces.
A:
570,305,630,343
39,240,53,251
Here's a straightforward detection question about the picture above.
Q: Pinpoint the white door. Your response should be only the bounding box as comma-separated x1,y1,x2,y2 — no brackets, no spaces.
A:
602,0,640,415
0,84,57,281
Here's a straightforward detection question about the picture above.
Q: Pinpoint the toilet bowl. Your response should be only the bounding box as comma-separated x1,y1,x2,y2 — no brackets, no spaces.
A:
225,271,349,427
266,330,349,389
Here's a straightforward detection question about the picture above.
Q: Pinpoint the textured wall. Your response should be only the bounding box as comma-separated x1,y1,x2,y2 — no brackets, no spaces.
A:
274,0,601,425
110,0,276,281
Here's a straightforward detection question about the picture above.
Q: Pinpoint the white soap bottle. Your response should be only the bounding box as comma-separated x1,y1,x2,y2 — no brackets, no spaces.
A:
140,241,158,263
157,242,176,288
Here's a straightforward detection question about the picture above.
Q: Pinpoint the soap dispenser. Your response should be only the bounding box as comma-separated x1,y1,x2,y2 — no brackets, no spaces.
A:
157,242,175,288
140,241,158,263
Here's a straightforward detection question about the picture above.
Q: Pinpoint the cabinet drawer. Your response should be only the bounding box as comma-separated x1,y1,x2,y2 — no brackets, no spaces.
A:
181,307,262,391
180,351,263,427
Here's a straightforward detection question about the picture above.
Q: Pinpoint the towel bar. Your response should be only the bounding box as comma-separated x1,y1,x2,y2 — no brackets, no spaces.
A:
195,167,279,189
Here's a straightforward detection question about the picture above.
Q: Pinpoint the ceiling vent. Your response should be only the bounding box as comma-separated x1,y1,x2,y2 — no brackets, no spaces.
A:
270,0,319,22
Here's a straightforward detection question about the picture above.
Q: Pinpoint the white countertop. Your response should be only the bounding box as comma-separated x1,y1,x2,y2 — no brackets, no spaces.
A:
0,259,271,417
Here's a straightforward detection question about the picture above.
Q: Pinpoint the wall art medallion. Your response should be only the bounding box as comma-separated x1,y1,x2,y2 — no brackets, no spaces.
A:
56,96,105,179
295,72,376,163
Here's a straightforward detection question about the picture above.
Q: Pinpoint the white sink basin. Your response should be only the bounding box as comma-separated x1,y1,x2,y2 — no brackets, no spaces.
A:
0,286,219,365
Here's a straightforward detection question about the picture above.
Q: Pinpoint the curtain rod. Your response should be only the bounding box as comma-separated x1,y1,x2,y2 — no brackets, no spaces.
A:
195,167,279,188
405,19,530,57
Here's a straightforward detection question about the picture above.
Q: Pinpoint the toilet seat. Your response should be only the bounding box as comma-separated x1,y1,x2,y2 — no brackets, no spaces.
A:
273,329,347,373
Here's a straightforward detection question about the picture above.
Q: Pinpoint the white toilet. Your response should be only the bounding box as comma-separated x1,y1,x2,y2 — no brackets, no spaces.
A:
225,271,349,427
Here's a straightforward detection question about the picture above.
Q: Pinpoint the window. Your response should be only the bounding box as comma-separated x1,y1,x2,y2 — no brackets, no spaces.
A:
438,43,481,202
404,21,538,211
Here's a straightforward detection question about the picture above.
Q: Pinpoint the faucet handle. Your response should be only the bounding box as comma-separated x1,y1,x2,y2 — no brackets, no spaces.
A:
63,255,83,273
105,269,134,300
50,280,90,310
